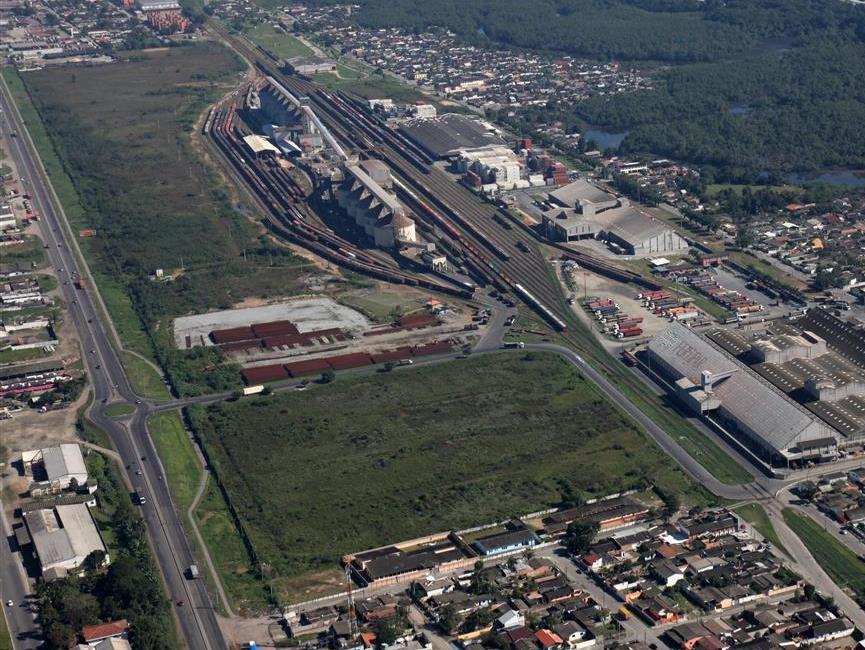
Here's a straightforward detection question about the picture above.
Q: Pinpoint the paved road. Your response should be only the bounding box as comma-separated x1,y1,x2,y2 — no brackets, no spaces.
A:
760,496,865,630
0,77,225,649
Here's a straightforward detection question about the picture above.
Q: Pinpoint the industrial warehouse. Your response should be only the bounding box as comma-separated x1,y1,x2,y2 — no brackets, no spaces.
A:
399,113,506,159
21,503,108,579
543,179,688,256
646,312,865,468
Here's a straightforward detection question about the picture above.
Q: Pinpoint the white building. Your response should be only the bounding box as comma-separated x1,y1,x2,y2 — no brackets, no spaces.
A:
456,146,522,190
413,104,436,119
333,160,418,249
23,503,108,579
22,443,88,492
544,179,688,256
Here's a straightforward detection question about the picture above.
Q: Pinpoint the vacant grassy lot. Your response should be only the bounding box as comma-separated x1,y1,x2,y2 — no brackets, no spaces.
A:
0,347,51,364
734,503,787,555
245,23,312,59
312,68,430,103
783,508,865,595
338,290,426,322
190,351,706,601
1,235,46,267
14,44,338,393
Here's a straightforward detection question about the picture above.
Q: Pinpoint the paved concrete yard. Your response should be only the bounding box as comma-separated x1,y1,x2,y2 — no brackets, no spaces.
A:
173,298,371,348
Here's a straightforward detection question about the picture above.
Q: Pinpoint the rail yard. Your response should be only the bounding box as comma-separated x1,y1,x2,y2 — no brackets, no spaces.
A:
204,28,660,335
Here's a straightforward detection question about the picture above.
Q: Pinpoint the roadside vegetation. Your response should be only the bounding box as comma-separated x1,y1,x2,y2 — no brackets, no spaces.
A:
193,477,270,611
188,351,714,604
148,411,200,512
734,504,787,556
0,614,11,650
119,351,170,401
782,508,865,596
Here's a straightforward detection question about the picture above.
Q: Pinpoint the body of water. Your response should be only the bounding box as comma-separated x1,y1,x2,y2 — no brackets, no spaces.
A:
584,127,629,150
785,170,865,186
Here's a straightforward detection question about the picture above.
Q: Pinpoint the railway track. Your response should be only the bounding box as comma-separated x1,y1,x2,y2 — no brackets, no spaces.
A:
212,24,659,335
204,95,473,299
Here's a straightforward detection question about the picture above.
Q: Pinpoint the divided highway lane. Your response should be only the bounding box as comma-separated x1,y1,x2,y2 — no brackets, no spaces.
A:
0,77,225,649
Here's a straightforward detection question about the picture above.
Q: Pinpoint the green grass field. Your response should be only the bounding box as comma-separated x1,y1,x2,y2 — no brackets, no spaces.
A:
189,351,709,603
311,68,430,103
338,290,427,322
0,610,11,650
734,503,787,555
1,235,46,267
35,273,57,292
105,402,136,418
148,411,201,512
0,347,51,364
245,23,312,59
121,351,171,400
783,508,865,595
194,477,270,611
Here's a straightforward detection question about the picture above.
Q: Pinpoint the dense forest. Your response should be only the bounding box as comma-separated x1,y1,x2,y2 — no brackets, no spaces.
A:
346,0,865,179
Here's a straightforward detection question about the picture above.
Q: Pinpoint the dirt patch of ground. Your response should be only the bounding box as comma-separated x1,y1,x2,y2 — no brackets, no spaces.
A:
273,568,346,604
558,265,670,350
4,391,85,454
220,615,289,649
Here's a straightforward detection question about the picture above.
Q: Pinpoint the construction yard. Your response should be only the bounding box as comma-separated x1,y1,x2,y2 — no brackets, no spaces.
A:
173,297,372,348
187,351,705,605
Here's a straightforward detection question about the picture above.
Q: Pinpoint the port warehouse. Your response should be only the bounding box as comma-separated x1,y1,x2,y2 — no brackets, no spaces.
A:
241,340,453,384
542,179,688,256
398,113,506,160
343,496,647,588
646,310,865,468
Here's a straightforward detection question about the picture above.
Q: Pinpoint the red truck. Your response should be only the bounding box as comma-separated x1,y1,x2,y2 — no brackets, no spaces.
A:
74,278,86,290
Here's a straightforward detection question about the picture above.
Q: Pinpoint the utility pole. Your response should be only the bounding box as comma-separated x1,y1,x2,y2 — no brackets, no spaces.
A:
345,564,356,638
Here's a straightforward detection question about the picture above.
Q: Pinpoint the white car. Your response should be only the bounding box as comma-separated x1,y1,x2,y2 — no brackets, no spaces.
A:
6,600,12,607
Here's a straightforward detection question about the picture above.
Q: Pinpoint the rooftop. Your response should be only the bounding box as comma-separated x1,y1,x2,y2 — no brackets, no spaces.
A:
649,323,832,454
23,504,106,572
549,179,615,208
399,113,504,159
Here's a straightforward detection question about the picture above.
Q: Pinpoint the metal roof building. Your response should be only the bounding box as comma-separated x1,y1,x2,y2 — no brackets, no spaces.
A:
399,113,505,159
21,443,88,490
648,322,835,465
548,179,617,209
23,503,108,578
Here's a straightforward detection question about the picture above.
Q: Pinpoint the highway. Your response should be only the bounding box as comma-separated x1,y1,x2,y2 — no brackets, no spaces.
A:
0,77,225,649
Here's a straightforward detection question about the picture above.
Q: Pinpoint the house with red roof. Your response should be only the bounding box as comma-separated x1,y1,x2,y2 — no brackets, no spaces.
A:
535,628,564,650
79,619,130,647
